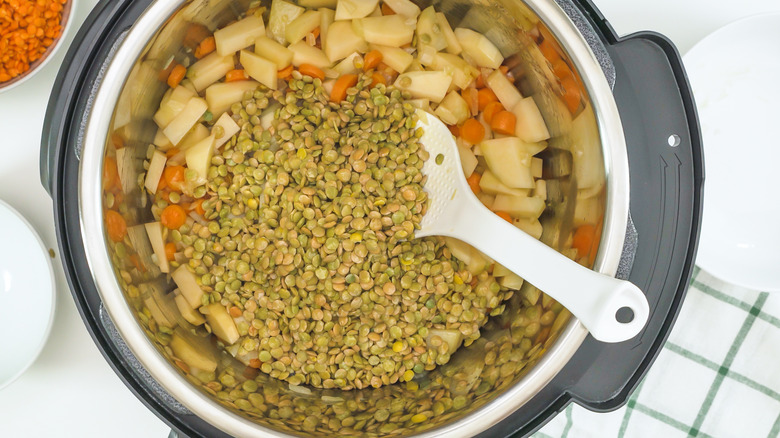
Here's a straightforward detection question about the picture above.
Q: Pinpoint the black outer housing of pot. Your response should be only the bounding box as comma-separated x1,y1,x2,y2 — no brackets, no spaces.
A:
40,0,704,437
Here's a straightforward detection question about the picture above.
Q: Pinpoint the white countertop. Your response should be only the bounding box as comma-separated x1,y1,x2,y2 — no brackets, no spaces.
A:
0,0,775,436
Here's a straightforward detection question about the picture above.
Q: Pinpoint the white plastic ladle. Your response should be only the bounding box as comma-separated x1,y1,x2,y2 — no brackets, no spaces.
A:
414,109,649,343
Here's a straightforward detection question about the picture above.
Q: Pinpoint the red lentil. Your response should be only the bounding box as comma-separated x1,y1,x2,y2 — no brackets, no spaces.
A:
0,0,67,82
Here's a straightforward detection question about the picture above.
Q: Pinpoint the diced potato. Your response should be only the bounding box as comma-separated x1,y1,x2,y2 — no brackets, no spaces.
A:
514,218,543,240
178,124,210,151
499,272,525,289
534,179,547,200
179,79,198,94
319,8,336,53
144,150,167,195
213,113,240,150
240,50,278,90
144,296,175,328
573,196,600,227
204,303,240,345
523,286,542,306
436,12,461,55
170,332,217,371
417,6,447,51
492,194,546,219
394,71,452,102
285,9,321,44
479,170,530,196
153,128,172,150
335,0,377,20
493,263,511,277
406,98,430,110
435,91,470,125
268,0,305,43
255,36,294,69
458,143,478,178
332,52,362,76
172,265,204,309
454,28,504,69
369,44,413,73
289,41,331,68
531,158,543,179
476,192,495,209
174,291,206,326
432,53,479,90
444,237,490,274
163,97,208,146
325,20,367,62
214,14,265,56
204,80,259,117
384,0,420,18
480,137,535,189
153,85,195,128
144,221,169,273
189,52,235,92
298,0,337,7
185,134,216,181
427,329,463,353
417,44,437,67
486,69,522,110
513,97,551,143
350,18,365,38
360,15,414,47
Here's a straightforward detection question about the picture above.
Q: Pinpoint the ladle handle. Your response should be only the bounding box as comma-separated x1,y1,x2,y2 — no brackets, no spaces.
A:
446,196,649,343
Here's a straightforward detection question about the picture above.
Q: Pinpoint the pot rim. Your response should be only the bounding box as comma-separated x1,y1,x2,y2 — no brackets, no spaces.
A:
77,0,629,436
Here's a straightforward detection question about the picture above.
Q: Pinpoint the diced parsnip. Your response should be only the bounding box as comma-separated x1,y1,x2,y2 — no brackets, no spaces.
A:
285,9,322,44
369,44,413,73
384,0,420,18
268,0,304,43
289,41,331,68
204,303,240,345
394,71,452,102
174,291,206,326
144,221,170,273
493,194,546,219
332,52,362,76
350,18,365,38
427,329,463,353
479,170,530,196
531,157,543,179
153,129,173,151
189,52,235,92
178,124,210,151
458,143,478,178
493,263,511,277
153,86,195,128
319,8,335,53
163,97,208,146
436,12,461,55
180,79,198,94
514,218,543,240
454,28,504,69
499,272,525,289
523,286,541,306
368,4,382,16
486,69,522,110
444,237,490,274
144,296,175,327
476,192,495,209
417,44,437,67
359,15,414,47
255,36,294,69
213,113,240,149
435,91,470,125
417,6,448,51
170,332,217,371
432,52,479,90
534,179,547,201
573,196,600,227
144,150,167,195
480,137,535,189
298,0,337,7
325,20,367,62
322,78,336,96
513,97,551,143
240,50,278,90
172,265,204,309
335,0,377,20
406,98,430,110
214,14,265,56
204,80,259,117
185,134,216,182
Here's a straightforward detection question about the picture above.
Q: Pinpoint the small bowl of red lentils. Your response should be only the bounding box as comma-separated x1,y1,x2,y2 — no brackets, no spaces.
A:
0,0,75,93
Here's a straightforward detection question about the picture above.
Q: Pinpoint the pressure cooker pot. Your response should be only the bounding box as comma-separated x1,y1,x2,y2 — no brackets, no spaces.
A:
41,0,703,436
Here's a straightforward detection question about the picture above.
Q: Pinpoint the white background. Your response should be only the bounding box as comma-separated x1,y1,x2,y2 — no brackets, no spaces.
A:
0,0,777,436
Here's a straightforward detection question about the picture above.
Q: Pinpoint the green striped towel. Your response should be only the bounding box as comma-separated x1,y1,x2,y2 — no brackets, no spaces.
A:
534,267,780,438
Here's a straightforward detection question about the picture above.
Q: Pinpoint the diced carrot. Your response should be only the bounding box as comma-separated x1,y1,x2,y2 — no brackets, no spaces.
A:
183,23,211,50
165,147,180,159
229,306,242,318
174,359,191,374
103,156,121,192
482,101,504,125
490,111,516,135
167,64,186,88
370,71,386,87
105,210,127,242
447,124,460,137
194,36,216,59
164,242,177,261
163,166,186,192
552,58,573,81
477,88,498,110
460,118,485,144
572,224,597,259
363,50,383,71
311,27,320,39
191,198,206,216
499,65,515,83
462,87,479,116
161,204,187,230
249,358,262,369
298,63,325,80
330,73,359,102
495,211,513,223
130,253,147,273
560,75,582,115
381,2,395,15
466,173,482,195
159,59,176,82
474,73,486,89
538,38,561,64
225,69,248,82
277,64,294,79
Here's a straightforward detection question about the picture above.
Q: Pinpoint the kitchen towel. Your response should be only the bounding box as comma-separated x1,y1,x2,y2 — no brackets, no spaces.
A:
535,267,780,438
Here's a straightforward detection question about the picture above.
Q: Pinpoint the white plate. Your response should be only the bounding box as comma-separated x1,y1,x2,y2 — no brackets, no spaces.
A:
0,200,55,389
685,13,780,291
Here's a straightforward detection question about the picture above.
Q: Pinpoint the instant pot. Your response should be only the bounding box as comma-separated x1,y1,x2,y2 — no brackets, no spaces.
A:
40,0,703,436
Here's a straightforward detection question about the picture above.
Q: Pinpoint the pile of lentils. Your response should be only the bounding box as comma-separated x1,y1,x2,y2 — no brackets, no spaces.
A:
175,71,512,390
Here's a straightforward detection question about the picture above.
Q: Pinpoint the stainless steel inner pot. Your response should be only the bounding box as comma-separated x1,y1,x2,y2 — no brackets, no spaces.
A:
77,0,629,436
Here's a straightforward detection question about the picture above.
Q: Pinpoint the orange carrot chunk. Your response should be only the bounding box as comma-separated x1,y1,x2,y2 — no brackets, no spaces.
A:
381,2,395,15
370,71,386,87
477,88,498,110
105,210,127,242
161,204,187,230
560,75,582,115
460,118,485,144
194,36,216,59
164,242,177,261
277,64,294,79
330,74,359,102
163,166,186,192
495,211,513,223
298,63,325,80
466,173,482,195
572,224,597,259
482,101,504,125
225,69,248,82
363,50,384,71
167,64,186,88
490,111,516,135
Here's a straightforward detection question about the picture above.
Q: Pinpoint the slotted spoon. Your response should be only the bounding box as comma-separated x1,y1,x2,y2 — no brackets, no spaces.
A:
415,109,648,343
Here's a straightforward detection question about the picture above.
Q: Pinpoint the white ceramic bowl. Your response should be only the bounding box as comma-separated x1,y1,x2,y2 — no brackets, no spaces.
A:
0,200,56,390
